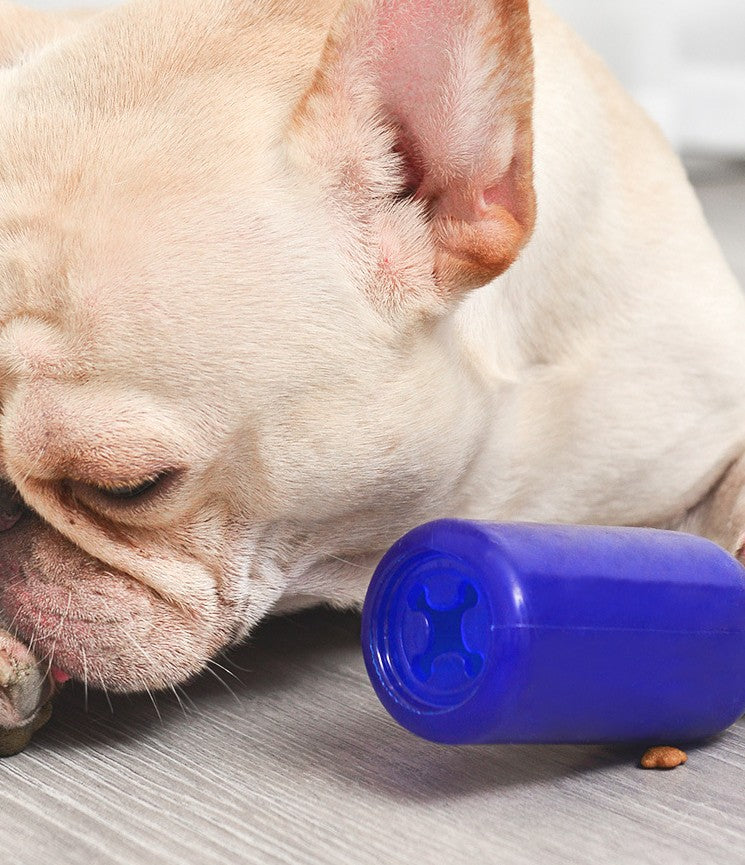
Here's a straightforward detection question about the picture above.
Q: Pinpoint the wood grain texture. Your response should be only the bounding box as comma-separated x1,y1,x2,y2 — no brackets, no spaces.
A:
0,608,743,865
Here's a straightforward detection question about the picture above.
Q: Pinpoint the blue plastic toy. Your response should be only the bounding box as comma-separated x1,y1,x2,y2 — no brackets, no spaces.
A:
361,520,745,745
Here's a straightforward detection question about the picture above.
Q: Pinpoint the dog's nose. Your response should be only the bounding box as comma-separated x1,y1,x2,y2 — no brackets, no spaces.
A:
0,480,26,532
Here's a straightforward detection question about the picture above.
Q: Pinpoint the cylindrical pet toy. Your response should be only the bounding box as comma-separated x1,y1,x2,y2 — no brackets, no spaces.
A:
361,520,745,744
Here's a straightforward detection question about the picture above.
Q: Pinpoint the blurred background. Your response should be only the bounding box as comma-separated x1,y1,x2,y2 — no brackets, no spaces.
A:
21,0,745,280
546,0,745,283
550,0,745,156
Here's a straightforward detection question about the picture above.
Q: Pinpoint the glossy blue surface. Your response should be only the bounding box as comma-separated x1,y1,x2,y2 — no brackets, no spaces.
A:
361,520,745,744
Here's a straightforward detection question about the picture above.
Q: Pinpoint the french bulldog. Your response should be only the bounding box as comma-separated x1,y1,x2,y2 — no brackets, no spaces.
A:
0,0,744,741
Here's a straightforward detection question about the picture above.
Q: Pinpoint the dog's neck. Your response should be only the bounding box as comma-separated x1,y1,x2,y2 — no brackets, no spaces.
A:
444,5,745,532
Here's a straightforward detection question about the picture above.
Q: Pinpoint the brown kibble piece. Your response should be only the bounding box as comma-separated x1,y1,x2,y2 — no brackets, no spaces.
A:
640,746,688,770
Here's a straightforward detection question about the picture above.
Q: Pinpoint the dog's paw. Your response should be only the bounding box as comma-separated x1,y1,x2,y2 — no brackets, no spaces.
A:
0,630,54,757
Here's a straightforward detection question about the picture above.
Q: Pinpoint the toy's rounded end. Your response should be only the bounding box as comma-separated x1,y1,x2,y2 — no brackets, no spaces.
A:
368,547,493,714
363,520,527,743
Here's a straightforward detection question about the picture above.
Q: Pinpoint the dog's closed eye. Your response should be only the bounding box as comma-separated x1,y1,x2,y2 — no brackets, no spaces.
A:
77,469,180,509
98,473,170,501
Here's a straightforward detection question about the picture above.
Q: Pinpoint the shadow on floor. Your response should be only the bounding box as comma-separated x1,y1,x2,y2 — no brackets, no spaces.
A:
29,607,704,803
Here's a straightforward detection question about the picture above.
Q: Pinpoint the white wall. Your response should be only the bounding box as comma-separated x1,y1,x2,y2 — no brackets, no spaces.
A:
547,0,745,155
22,0,745,155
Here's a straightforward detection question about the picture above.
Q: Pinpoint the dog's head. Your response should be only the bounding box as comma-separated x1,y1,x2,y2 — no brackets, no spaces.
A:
0,0,535,692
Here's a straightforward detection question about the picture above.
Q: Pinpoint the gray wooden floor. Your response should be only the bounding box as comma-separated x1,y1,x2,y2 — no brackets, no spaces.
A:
0,160,744,865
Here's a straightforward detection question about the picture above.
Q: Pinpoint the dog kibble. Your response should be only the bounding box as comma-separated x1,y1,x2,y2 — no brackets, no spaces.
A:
640,746,688,770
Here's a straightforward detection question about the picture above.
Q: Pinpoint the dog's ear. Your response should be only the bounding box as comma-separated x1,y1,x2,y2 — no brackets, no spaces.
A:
290,0,535,298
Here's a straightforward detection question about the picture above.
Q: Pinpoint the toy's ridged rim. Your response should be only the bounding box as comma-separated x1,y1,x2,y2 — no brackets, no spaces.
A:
366,548,492,715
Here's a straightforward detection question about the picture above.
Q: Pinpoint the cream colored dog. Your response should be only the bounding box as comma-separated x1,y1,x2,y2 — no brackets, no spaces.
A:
0,0,744,731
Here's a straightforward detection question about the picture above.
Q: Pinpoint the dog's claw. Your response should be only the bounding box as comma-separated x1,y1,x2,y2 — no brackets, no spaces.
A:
0,630,55,757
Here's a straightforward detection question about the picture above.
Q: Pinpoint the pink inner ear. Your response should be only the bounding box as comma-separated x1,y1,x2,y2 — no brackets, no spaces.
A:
377,0,456,101
376,0,474,189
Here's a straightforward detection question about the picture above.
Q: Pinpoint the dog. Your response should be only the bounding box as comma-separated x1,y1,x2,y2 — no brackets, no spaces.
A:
0,0,744,734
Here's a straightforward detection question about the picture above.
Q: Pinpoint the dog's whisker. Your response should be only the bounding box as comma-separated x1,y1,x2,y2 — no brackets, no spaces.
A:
98,674,114,715
217,653,253,675
42,637,60,681
57,590,73,633
2,603,25,641
169,684,188,718
322,553,371,570
144,684,163,723
120,630,168,722
33,590,74,642
205,657,242,684
122,629,163,681
33,623,61,641
81,646,90,713
203,661,241,705
44,590,74,680
26,611,42,656
34,591,72,689
174,683,200,715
